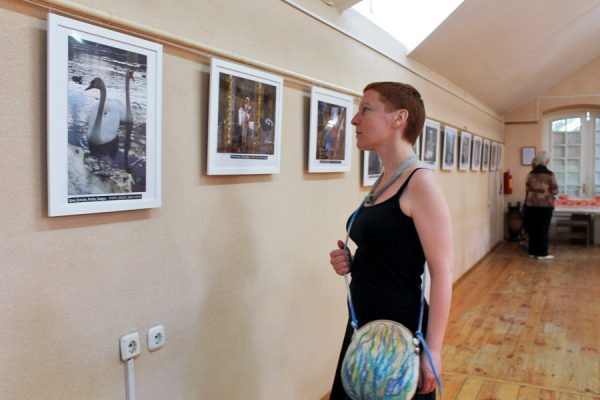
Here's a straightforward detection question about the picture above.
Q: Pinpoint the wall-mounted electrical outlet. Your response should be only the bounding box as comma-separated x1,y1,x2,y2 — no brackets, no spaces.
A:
147,324,165,351
120,331,141,361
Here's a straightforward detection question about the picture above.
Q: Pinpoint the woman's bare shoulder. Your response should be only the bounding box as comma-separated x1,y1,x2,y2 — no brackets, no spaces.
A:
400,167,439,216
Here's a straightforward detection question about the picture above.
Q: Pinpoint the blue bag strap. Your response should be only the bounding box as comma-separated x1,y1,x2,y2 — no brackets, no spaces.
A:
415,265,443,398
342,203,363,332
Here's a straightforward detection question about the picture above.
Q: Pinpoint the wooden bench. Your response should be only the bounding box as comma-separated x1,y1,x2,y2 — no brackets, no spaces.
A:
552,214,590,246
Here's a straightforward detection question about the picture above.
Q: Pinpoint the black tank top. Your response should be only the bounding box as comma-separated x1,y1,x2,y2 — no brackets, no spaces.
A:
348,168,428,334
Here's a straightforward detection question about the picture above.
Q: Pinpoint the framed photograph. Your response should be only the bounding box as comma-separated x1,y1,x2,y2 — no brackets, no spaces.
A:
481,139,491,171
441,126,458,170
308,86,353,173
47,14,162,216
413,135,420,159
521,146,536,166
421,119,440,169
471,135,482,170
490,142,498,171
497,144,503,171
363,151,382,186
458,131,472,171
207,58,283,175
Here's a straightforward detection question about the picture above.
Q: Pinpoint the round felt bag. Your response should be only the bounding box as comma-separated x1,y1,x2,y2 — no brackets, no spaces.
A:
341,320,420,400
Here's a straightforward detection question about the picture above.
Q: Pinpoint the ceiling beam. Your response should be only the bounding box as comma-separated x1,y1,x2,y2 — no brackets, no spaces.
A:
321,0,362,12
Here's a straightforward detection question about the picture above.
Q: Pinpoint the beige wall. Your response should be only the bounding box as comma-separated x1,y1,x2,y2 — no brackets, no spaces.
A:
0,1,504,399
503,123,540,206
504,56,600,205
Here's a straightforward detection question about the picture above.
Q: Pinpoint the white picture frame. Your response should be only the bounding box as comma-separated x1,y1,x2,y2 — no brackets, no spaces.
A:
414,135,420,159
481,139,491,171
497,143,503,171
441,126,458,171
459,131,472,171
490,141,498,171
362,151,382,187
471,136,482,171
47,14,163,216
308,86,353,173
521,146,536,166
421,119,440,169
207,58,283,175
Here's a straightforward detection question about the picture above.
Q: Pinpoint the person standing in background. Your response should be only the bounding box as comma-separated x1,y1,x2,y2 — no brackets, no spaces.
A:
524,151,559,259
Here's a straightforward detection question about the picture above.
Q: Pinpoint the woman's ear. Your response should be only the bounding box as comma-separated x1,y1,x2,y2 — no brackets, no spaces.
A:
393,109,409,127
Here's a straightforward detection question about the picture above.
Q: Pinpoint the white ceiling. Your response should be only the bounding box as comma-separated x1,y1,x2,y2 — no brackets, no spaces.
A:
408,0,600,115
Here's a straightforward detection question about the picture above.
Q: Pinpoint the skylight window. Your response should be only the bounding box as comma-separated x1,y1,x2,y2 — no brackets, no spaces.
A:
352,0,464,53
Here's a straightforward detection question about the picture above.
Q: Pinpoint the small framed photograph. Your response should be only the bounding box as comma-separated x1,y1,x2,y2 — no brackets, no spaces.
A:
207,58,283,175
441,126,458,171
421,119,440,169
458,131,472,171
413,135,420,159
497,144,503,171
490,142,498,171
471,135,482,170
363,151,382,186
308,86,353,173
521,146,536,166
47,14,163,216
481,139,491,171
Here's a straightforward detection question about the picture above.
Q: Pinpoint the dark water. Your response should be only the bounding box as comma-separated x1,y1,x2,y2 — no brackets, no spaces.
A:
67,36,148,194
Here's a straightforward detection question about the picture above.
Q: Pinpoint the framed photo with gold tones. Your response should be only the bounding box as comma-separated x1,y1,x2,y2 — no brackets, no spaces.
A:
207,58,283,175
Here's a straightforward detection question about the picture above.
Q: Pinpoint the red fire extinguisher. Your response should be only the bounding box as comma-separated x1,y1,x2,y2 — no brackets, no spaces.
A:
504,170,513,194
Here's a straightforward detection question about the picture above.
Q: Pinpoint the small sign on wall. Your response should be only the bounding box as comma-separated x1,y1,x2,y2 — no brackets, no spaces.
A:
521,146,536,166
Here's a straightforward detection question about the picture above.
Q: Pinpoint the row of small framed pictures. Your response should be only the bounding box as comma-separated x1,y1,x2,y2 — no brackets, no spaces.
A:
46,13,502,216
363,120,504,186
207,59,354,175
47,14,355,216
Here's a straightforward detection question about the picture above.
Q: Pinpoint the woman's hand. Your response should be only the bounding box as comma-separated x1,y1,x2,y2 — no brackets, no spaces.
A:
417,351,441,394
329,240,351,276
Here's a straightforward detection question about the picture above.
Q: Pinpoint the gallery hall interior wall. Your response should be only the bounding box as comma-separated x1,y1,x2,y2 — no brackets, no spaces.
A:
0,0,503,399
504,56,600,207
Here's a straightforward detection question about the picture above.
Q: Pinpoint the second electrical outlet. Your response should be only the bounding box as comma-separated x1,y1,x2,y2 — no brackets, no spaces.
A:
147,324,165,351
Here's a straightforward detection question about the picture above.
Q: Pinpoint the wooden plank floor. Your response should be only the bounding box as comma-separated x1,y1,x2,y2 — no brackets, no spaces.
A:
442,242,600,400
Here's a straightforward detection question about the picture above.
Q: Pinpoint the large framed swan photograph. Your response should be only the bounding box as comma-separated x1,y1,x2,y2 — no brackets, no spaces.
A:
47,14,163,216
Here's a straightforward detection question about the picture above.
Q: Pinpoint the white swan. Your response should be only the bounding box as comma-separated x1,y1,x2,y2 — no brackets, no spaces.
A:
85,77,124,147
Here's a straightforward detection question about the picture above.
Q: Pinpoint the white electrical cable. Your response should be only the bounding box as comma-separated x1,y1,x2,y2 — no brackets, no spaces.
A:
125,359,136,400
